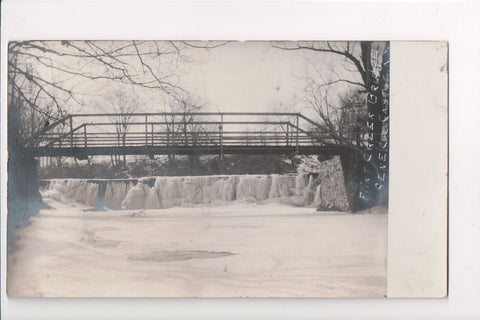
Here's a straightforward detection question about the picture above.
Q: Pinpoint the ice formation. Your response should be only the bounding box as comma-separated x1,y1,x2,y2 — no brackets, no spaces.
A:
44,179,99,206
121,184,146,210
104,181,133,209
40,157,349,211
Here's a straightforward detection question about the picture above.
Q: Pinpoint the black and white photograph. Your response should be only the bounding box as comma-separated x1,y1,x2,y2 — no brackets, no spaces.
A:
7,40,391,297
4,1,476,320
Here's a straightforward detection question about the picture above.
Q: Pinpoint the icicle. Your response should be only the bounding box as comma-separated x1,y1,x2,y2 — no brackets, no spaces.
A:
41,168,348,211
145,187,161,209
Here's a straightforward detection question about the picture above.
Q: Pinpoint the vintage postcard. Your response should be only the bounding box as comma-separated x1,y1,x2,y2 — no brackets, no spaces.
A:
4,40,447,298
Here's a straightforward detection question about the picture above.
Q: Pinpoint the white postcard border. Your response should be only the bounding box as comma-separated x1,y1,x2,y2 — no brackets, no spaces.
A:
1,1,479,319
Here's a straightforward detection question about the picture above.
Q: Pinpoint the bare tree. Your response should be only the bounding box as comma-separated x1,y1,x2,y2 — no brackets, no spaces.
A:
271,41,374,89
272,41,376,139
160,94,207,169
7,40,227,203
272,41,390,208
8,40,228,146
96,88,143,166
303,84,366,146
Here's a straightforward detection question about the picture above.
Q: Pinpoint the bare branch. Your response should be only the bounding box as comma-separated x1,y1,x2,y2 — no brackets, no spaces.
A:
180,41,231,49
271,41,367,87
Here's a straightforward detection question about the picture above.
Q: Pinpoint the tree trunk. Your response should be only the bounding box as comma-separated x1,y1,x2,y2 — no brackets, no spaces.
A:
358,41,389,208
340,152,364,212
7,98,44,243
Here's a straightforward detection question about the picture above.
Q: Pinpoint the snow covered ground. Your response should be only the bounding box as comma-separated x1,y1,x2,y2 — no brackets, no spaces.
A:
7,196,387,298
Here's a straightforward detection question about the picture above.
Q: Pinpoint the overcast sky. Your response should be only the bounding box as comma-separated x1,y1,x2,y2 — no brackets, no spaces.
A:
178,41,357,115
180,41,310,113
18,41,362,119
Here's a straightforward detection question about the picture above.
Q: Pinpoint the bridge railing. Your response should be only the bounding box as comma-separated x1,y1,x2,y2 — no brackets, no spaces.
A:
37,112,338,152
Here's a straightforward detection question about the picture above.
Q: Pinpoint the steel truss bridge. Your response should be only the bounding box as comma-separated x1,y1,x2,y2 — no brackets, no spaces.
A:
33,112,356,160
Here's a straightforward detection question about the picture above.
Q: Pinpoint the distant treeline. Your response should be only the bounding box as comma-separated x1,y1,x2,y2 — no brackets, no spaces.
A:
38,155,297,179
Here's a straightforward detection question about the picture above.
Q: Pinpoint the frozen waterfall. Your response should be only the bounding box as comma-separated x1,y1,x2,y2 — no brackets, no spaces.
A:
40,157,349,211
41,173,347,211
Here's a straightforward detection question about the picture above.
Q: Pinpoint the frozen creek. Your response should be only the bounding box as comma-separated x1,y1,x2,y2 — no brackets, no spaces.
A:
8,158,386,297
7,199,387,297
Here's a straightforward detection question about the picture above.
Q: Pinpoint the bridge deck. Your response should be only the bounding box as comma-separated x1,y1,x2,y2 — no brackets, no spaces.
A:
33,145,353,159
33,112,357,158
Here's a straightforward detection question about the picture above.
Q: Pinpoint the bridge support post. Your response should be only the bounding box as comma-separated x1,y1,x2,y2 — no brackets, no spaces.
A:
58,128,62,167
151,124,154,146
296,114,299,152
286,125,289,146
220,114,224,159
83,124,87,148
145,114,148,155
69,116,73,150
